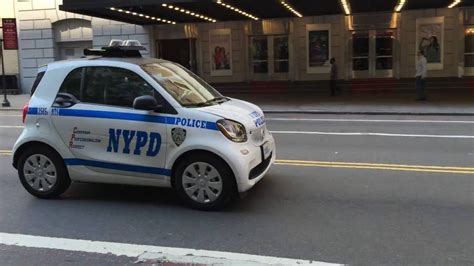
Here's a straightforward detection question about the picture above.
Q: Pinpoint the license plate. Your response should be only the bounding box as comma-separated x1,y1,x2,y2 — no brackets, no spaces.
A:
261,141,272,161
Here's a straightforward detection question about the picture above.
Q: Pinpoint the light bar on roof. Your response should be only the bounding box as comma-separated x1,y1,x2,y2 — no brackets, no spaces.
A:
109,7,176,24
215,0,259,20
339,0,351,15
161,3,217,22
280,1,302,17
395,0,407,12
448,0,461,8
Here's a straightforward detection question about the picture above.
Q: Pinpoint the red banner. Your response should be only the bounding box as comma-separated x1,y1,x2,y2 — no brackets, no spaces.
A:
2,18,18,50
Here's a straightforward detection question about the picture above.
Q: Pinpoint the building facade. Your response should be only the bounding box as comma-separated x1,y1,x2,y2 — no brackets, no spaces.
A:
5,0,474,93
0,0,20,92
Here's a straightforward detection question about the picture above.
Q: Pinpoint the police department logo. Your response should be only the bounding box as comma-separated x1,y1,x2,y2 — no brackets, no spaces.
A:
171,128,187,146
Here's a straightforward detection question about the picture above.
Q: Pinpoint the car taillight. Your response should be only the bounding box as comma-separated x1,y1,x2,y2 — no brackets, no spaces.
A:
22,104,29,124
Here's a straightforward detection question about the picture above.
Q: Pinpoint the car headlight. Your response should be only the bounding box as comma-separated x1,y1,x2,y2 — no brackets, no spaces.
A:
217,119,247,143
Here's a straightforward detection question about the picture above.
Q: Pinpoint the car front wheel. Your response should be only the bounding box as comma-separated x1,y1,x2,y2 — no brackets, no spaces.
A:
174,153,237,210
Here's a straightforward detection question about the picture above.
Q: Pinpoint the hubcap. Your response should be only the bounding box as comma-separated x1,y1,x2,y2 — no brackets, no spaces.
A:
23,154,57,192
182,162,223,204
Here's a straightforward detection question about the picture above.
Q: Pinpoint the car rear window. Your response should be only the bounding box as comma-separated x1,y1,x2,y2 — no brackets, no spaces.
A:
30,71,45,96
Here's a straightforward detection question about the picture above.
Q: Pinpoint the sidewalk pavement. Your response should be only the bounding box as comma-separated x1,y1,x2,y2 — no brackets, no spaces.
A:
1,91,473,115
231,91,474,116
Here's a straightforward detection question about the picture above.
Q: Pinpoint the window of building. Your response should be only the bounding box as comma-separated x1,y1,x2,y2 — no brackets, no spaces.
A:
465,28,474,68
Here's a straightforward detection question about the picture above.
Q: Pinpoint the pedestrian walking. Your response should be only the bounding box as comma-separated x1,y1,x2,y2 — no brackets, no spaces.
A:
415,50,428,101
330,58,338,96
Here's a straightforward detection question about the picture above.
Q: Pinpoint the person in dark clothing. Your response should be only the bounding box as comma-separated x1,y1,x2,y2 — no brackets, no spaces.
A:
330,58,338,96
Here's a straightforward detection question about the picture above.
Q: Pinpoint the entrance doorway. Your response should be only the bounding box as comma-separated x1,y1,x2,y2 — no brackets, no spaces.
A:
351,30,395,78
156,39,197,72
57,41,92,60
250,35,289,80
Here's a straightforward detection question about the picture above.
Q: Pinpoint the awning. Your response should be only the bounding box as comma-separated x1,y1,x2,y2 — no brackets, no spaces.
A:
59,0,474,25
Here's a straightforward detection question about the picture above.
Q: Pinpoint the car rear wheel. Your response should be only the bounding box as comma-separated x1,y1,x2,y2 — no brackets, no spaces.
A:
18,146,71,199
174,153,236,210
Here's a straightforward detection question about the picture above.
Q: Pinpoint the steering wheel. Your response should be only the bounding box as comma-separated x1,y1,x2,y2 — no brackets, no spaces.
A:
55,92,80,107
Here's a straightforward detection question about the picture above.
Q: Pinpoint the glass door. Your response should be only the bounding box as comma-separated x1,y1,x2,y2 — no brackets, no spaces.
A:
465,27,474,76
351,30,394,78
156,38,197,73
352,32,370,78
251,36,269,76
273,36,289,76
250,35,289,80
374,31,394,77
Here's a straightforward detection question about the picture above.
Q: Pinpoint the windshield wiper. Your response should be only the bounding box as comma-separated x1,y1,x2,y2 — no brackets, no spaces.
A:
182,97,229,107
206,96,229,104
181,102,212,107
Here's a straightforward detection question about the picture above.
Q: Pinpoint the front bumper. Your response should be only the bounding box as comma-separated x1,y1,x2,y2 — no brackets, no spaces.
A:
233,134,276,193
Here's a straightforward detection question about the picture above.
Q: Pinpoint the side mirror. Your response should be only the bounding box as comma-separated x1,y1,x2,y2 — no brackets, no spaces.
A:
133,95,162,111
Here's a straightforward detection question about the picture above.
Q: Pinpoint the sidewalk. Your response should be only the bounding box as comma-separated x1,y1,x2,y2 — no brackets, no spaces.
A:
1,91,474,115
231,91,474,116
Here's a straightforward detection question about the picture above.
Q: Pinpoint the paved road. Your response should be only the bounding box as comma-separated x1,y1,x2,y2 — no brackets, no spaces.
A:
0,111,474,265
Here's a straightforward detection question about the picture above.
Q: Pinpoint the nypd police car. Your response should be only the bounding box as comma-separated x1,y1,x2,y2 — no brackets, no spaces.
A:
12,40,275,210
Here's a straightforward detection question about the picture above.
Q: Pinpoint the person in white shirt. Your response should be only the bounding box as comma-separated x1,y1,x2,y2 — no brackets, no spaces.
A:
415,50,428,101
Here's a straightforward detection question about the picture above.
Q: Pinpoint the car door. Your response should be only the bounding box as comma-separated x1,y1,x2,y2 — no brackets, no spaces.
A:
50,66,169,179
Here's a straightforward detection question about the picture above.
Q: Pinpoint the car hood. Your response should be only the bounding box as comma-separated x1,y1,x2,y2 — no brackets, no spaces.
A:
198,98,265,131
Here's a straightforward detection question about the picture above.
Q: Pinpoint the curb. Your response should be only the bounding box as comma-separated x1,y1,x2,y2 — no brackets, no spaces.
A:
262,110,474,116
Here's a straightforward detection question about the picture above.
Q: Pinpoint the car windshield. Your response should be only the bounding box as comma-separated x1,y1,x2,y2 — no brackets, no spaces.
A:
141,62,226,107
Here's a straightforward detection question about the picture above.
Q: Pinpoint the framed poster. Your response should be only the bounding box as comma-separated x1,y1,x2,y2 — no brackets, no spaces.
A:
2,18,18,50
416,17,444,70
209,28,232,76
306,24,331,74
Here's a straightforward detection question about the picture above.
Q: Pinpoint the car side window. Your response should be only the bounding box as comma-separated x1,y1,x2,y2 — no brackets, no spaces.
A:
59,68,82,97
83,67,155,108
54,68,83,107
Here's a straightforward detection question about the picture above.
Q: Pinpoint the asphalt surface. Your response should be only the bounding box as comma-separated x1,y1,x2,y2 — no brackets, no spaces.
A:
1,111,474,265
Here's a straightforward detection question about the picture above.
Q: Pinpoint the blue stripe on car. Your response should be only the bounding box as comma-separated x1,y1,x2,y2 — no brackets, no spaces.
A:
27,107,38,114
64,158,172,176
28,108,218,131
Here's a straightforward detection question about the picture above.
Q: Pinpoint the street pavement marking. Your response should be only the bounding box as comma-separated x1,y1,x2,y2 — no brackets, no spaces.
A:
276,160,474,175
0,148,471,174
0,125,24,128
0,232,340,266
270,131,474,139
266,118,474,123
0,150,12,156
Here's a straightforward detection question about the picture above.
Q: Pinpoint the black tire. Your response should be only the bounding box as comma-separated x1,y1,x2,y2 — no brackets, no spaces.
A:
173,152,237,211
17,145,71,199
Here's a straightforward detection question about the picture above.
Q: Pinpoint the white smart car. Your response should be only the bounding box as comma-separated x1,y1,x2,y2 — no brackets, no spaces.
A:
12,42,275,210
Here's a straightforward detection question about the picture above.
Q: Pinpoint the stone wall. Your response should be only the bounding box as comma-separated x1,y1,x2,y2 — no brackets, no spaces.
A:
15,0,152,93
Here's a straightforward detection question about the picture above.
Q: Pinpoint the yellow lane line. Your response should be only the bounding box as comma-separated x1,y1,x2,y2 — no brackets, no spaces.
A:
0,149,12,155
0,149,471,174
275,162,474,175
276,159,474,171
